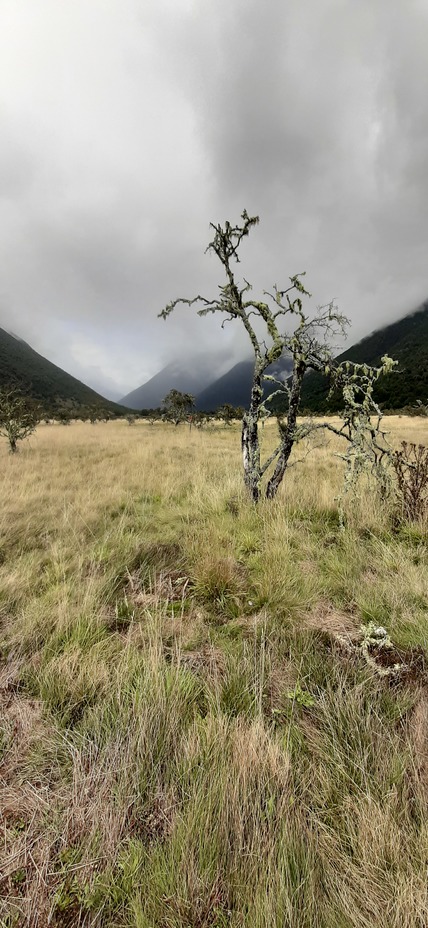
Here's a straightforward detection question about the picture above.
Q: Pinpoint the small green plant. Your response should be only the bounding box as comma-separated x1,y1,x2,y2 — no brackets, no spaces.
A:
53,879,82,914
286,683,316,708
11,868,26,886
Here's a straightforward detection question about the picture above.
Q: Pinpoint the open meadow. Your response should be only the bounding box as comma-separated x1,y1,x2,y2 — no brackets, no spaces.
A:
1,417,428,927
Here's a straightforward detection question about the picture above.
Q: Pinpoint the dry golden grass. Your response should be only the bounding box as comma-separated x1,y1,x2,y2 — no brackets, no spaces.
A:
0,417,427,927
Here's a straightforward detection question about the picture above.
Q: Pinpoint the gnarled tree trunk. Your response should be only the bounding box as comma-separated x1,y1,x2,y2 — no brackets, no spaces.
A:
241,365,263,503
266,363,305,499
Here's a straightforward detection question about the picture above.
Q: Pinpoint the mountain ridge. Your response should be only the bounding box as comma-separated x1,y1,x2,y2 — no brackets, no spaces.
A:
295,299,428,413
0,326,128,415
120,357,217,410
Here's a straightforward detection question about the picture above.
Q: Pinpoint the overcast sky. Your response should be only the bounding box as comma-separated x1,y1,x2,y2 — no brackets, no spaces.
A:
1,0,427,399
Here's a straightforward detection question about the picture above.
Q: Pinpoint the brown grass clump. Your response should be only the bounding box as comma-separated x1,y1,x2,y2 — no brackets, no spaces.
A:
0,678,61,925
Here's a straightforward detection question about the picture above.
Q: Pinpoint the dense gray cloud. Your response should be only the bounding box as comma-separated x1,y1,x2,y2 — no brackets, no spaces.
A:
0,0,427,398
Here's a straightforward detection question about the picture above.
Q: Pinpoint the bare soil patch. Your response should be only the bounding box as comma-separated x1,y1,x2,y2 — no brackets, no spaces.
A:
305,601,360,637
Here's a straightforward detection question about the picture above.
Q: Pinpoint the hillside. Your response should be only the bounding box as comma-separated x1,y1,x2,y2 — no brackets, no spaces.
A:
122,353,294,413
271,300,428,414
0,327,127,415
195,359,255,410
196,355,293,411
120,357,215,410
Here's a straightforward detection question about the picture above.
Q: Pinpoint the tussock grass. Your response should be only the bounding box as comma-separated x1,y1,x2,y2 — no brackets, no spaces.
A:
0,417,427,926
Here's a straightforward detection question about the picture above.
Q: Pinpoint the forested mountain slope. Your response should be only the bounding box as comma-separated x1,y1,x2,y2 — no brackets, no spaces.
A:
272,301,428,414
0,327,127,415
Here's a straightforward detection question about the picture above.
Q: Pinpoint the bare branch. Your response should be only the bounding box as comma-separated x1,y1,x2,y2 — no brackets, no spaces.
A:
159,294,218,320
260,444,282,476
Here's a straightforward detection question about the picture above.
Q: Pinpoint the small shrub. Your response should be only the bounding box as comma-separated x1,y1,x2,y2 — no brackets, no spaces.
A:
0,384,41,452
392,441,428,521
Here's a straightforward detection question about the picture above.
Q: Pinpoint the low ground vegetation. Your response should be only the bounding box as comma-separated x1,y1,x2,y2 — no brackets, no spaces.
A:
1,418,428,927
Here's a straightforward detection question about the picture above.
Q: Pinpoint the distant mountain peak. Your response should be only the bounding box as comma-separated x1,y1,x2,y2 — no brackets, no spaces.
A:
120,361,211,410
121,350,295,412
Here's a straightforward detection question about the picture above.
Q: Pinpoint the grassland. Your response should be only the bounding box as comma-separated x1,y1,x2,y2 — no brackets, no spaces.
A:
1,417,427,927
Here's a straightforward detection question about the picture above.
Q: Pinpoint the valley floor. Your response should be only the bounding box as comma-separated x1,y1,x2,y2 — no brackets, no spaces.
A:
1,418,427,927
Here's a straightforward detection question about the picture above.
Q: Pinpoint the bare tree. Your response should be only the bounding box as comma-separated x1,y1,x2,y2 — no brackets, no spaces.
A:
160,211,395,502
0,384,41,453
